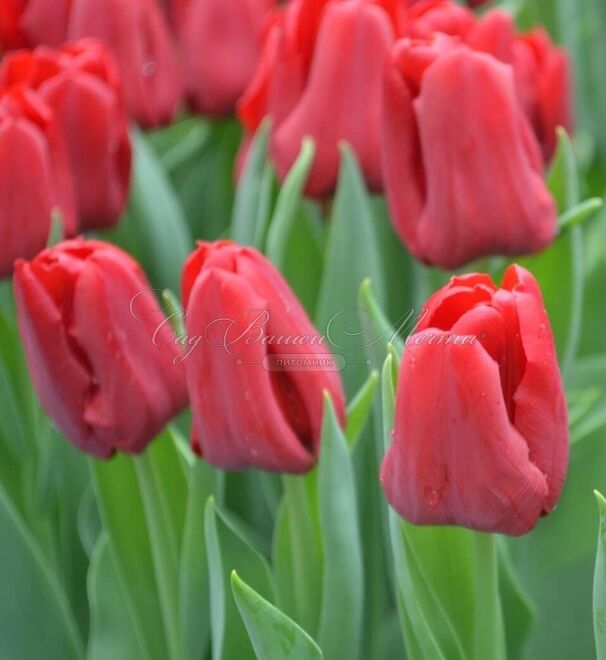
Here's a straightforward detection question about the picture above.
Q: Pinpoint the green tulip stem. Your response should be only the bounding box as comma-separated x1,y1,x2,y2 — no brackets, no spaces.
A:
473,532,505,660
134,452,183,660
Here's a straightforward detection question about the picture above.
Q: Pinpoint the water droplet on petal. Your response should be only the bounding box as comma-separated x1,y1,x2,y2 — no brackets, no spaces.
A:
142,60,157,78
423,486,442,507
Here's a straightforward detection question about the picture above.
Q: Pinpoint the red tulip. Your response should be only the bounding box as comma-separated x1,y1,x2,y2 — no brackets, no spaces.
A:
0,0,71,50
381,265,569,536
170,0,275,116
0,39,131,229
405,0,475,39
382,35,556,269
182,240,346,473
68,0,183,127
405,4,572,162
512,28,572,161
239,0,398,197
0,85,76,276
13,239,188,458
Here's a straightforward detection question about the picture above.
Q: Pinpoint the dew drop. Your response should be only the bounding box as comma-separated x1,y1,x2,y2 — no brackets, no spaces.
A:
423,486,442,507
142,60,157,78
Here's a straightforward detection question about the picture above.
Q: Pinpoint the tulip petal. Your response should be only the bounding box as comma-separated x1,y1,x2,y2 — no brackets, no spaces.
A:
381,328,549,535
185,266,315,473
504,264,569,511
273,1,393,195
13,261,111,458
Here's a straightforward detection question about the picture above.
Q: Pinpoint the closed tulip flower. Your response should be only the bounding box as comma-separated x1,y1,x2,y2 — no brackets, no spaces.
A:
239,0,399,197
182,241,346,473
171,0,275,116
0,39,131,229
405,3,572,162
512,28,572,161
382,35,556,269
0,86,76,276
13,239,188,458
0,0,71,50
68,0,183,127
381,265,569,536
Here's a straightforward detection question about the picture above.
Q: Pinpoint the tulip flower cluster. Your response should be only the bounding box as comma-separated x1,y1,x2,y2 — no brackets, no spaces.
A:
12,234,569,536
1,0,574,543
239,0,571,267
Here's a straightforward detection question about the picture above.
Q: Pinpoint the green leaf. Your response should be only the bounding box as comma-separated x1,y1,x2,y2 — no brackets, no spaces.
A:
107,128,193,293
231,119,273,247
231,571,323,660
265,138,315,268
317,395,364,660
345,369,379,449
205,497,274,660
595,491,606,659
87,532,148,660
180,462,221,660
558,197,603,233
358,278,405,359
0,483,83,660
315,145,386,394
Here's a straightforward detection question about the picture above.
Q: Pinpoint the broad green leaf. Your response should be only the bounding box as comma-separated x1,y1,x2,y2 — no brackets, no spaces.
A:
0,484,83,660
180,462,220,660
205,497,274,660
315,145,386,394
107,128,193,293
345,369,379,449
231,571,323,660
265,138,315,268
87,532,148,660
594,491,606,659
317,395,364,660
231,119,272,246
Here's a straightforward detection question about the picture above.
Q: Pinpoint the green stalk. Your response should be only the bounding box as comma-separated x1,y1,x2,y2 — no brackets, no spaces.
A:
473,532,505,660
134,453,183,660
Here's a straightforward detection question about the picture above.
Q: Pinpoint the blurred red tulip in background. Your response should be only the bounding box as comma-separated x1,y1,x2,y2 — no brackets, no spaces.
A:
182,240,346,473
381,265,569,536
170,0,275,116
0,0,71,50
381,35,557,269
13,239,188,458
239,0,401,197
0,39,132,229
68,0,183,127
0,85,76,276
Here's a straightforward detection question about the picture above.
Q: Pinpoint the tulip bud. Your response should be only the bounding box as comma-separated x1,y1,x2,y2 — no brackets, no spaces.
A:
381,36,556,269
182,241,346,473
13,239,188,458
170,0,275,116
381,265,569,536
239,0,398,197
68,0,184,127
0,39,131,229
512,28,573,161
0,86,76,276
0,0,71,50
